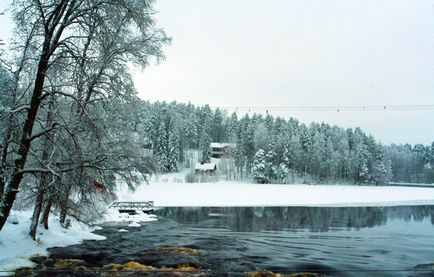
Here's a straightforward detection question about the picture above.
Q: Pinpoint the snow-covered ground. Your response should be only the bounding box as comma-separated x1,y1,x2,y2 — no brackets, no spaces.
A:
0,208,157,273
115,181,434,207
0,211,105,274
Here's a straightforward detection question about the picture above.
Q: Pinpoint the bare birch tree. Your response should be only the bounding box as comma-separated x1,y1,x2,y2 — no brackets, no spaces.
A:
0,0,169,232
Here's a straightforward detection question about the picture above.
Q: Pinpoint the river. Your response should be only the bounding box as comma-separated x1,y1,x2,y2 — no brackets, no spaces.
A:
43,206,434,276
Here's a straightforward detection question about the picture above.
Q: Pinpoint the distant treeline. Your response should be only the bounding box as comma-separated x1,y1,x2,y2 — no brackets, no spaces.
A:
136,101,434,184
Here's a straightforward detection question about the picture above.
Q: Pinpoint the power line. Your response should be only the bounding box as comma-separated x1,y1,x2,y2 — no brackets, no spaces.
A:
216,105,434,112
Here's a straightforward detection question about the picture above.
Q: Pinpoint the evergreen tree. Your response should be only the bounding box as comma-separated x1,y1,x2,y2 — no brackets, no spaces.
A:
151,110,181,172
252,149,269,184
211,108,225,142
310,132,327,178
264,112,274,133
156,120,169,171
199,126,212,163
430,142,434,167
358,146,370,184
167,121,181,172
234,137,246,178
225,112,239,143
254,123,269,151
300,126,312,174
265,141,278,181
371,160,389,185
239,115,256,173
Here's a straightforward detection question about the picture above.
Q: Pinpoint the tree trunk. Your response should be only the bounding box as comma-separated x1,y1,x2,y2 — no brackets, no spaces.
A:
59,204,67,226
0,116,14,200
0,38,51,231
41,198,52,230
35,94,56,231
0,179,4,200
29,187,45,240
0,1,74,231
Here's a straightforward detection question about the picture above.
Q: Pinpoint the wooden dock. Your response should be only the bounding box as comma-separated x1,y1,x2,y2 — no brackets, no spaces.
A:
109,201,154,214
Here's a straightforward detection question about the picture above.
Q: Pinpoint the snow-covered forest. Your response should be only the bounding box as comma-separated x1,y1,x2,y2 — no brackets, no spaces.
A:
136,101,434,185
0,0,433,243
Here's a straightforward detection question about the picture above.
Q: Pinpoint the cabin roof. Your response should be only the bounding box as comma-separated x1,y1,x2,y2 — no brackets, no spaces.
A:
210,142,236,148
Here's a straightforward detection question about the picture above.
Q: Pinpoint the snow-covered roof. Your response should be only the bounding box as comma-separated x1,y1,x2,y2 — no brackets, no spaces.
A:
195,162,217,171
210,142,235,148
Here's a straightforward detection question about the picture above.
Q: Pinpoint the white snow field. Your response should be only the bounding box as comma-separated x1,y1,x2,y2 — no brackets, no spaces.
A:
115,181,434,207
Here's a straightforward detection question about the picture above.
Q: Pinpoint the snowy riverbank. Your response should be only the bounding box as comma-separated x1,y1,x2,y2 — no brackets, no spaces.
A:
116,181,434,207
0,209,157,273
0,211,105,274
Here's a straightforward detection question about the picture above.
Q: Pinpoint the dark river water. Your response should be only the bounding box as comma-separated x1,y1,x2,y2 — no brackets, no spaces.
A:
47,206,434,276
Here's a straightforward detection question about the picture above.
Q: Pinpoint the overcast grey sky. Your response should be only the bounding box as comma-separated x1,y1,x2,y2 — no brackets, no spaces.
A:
1,0,433,145
133,0,434,145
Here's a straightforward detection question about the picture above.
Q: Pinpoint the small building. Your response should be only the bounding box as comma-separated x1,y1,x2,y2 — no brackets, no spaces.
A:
210,142,235,158
195,162,217,173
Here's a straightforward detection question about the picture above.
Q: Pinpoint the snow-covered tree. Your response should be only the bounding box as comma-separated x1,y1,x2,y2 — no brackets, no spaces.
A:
265,142,278,181
239,115,256,174
225,112,239,143
371,160,390,185
233,138,246,178
211,108,225,142
252,149,269,184
254,123,269,151
199,126,212,163
167,121,181,172
430,142,434,167
358,146,370,184
0,0,169,232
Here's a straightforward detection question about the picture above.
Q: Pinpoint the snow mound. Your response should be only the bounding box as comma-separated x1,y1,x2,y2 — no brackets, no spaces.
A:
0,211,105,274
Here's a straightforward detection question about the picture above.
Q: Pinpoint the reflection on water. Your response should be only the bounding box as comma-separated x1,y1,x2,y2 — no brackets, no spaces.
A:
46,206,434,276
156,206,434,232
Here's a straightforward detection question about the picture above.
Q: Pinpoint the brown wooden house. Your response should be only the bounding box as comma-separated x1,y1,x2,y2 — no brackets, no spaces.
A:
211,143,235,158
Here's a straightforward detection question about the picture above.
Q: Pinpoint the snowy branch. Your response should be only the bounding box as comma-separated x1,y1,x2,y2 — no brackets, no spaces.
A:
28,124,58,142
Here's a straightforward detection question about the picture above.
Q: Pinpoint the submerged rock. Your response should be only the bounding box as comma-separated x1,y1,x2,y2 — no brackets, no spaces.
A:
176,263,199,272
245,270,279,277
123,261,157,271
15,267,33,277
156,246,207,256
53,258,85,269
102,261,157,272
289,273,326,277
137,245,210,270
99,261,204,276
245,271,329,277
29,255,47,264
